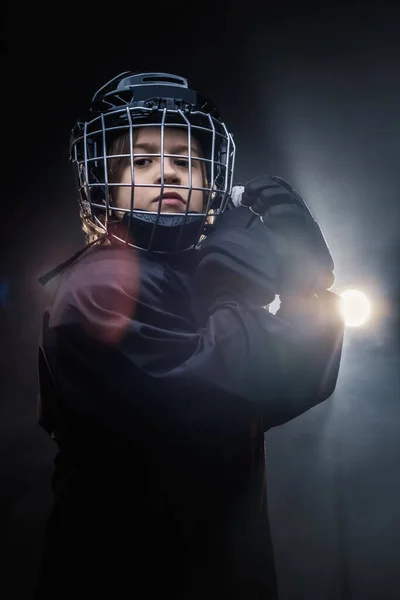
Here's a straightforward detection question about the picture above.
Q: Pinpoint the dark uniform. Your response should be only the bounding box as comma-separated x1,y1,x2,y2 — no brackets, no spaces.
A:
34,235,343,599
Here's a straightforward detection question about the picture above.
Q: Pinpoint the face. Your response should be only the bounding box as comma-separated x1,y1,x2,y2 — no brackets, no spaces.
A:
113,127,206,215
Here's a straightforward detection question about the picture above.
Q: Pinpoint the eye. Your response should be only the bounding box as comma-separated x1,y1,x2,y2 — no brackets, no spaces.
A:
175,158,200,168
174,158,189,168
134,158,152,167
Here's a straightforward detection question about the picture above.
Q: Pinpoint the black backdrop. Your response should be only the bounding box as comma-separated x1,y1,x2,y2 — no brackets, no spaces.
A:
1,2,399,598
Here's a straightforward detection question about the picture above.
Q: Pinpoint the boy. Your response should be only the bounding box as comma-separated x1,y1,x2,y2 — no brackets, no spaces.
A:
34,71,344,599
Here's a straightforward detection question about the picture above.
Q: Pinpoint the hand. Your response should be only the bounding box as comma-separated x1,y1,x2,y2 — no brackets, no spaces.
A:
196,174,335,310
196,205,278,307
240,175,335,294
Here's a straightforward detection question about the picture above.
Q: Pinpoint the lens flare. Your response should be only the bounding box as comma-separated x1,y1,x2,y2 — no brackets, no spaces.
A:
340,289,371,327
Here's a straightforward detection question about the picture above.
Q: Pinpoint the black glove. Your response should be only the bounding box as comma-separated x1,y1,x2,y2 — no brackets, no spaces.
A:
196,174,335,308
195,204,279,308
240,175,335,294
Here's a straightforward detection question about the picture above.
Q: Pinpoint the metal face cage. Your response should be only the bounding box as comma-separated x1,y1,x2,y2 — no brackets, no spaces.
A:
71,101,236,252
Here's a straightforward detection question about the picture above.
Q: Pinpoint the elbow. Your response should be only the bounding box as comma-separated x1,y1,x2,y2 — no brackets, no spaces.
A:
266,334,344,428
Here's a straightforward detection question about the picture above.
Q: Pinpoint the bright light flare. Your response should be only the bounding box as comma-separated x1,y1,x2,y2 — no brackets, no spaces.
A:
340,289,371,327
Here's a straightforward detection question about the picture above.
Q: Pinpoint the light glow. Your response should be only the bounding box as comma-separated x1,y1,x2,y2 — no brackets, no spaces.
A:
340,289,371,327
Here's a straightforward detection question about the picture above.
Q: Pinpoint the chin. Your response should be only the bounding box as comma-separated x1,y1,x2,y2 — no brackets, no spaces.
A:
162,207,186,214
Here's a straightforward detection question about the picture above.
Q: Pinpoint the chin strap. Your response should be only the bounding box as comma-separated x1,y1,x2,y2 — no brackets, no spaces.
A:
38,235,108,286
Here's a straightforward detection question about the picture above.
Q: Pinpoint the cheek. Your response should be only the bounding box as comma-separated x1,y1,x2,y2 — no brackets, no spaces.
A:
189,190,205,212
191,168,206,209
193,166,205,187
119,166,133,185
113,170,131,209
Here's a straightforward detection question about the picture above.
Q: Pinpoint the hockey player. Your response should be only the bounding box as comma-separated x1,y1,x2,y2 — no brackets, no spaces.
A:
34,71,344,599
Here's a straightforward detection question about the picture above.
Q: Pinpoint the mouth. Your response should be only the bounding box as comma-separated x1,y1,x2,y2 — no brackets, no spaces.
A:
154,192,186,206
154,192,186,211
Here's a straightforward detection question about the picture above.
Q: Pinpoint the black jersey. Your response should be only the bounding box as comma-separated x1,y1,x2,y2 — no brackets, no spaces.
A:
34,242,343,599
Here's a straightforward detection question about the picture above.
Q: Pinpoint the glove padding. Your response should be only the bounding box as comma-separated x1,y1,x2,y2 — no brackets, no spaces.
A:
196,205,279,308
196,174,335,307
239,175,335,294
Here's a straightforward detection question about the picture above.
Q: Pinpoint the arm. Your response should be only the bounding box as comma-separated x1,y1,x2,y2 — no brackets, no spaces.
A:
40,241,343,443
269,289,344,426
193,174,344,427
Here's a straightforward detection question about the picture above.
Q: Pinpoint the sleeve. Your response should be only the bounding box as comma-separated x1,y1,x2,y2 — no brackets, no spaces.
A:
41,250,344,441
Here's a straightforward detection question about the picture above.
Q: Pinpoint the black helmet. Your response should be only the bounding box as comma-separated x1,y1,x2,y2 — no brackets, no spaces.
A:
70,71,236,252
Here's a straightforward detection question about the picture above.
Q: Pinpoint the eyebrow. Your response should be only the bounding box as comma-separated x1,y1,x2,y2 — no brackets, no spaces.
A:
133,142,200,157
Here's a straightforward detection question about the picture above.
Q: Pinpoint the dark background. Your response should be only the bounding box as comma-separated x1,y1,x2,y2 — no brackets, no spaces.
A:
1,2,399,598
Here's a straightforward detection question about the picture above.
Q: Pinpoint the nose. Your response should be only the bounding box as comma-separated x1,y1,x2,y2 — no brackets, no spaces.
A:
156,158,181,185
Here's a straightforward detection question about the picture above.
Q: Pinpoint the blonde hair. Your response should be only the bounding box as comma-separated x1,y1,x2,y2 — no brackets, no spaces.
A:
80,131,134,244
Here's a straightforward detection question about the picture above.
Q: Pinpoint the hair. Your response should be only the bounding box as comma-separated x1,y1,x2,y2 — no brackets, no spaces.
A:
108,130,138,187
80,131,136,245
80,214,106,245
80,127,209,245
